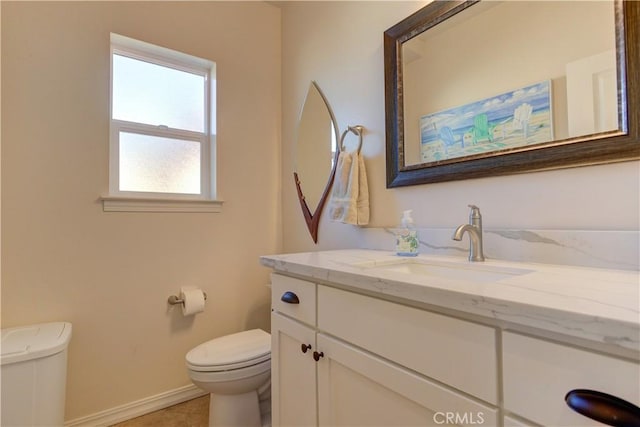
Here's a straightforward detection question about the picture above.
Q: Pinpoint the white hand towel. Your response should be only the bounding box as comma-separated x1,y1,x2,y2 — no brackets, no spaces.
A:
329,151,369,225
356,152,369,225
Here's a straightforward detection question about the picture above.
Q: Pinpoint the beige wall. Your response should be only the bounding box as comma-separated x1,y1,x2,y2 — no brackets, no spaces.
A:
280,1,639,252
1,1,281,420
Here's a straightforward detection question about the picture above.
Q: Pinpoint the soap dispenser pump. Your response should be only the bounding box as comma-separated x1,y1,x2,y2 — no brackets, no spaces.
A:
396,210,419,257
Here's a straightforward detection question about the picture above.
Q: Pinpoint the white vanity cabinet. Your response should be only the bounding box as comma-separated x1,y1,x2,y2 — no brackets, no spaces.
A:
263,250,640,427
270,273,499,427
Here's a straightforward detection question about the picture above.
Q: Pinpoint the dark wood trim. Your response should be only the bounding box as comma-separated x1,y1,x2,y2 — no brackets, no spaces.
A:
294,146,339,243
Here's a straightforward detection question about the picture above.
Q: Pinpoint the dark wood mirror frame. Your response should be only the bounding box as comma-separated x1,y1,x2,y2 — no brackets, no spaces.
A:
384,0,639,188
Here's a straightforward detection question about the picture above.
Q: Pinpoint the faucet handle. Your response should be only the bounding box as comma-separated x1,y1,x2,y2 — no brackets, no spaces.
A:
467,205,482,223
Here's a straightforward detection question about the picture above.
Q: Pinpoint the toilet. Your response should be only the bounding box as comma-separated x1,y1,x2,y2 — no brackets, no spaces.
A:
186,329,271,427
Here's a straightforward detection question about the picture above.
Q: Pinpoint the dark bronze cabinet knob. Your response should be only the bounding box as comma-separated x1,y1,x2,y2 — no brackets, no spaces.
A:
301,343,312,353
313,351,324,361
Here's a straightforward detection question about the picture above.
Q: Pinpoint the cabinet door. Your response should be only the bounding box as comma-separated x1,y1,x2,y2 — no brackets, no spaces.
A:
503,414,536,427
318,285,498,403
503,331,640,426
316,334,498,427
271,313,317,427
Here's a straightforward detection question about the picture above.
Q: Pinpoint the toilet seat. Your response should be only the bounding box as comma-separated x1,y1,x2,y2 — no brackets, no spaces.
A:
186,329,270,372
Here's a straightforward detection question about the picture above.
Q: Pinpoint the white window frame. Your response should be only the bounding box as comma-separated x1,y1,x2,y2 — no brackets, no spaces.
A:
103,33,222,213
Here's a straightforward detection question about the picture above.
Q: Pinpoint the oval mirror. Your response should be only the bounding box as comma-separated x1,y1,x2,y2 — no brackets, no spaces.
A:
294,82,339,243
384,0,639,187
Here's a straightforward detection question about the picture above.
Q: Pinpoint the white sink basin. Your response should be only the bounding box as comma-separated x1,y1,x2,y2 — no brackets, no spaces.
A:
354,258,532,284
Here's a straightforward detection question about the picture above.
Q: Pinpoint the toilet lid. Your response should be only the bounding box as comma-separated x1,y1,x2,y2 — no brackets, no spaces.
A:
186,329,271,372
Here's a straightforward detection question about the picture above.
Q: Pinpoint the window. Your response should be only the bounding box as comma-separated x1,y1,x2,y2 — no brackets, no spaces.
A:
104,34,221,212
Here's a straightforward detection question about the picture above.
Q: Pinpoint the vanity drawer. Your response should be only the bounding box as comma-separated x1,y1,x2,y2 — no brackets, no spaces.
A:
317,285,498,404
271,273,316,326
503,331,640,426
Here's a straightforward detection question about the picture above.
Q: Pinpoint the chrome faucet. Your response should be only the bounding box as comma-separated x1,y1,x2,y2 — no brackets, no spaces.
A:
452,205,485,262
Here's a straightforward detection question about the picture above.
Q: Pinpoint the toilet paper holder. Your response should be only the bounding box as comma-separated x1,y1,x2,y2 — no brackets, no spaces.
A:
167,292,208,306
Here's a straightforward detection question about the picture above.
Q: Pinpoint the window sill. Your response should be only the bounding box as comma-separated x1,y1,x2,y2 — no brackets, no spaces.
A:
101,196,223,213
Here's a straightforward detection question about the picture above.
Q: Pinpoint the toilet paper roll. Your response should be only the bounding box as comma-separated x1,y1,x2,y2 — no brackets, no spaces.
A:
180,287,206,316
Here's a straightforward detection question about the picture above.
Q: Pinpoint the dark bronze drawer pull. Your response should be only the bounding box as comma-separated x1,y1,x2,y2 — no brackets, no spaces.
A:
565,389,640,427
280,291,300,304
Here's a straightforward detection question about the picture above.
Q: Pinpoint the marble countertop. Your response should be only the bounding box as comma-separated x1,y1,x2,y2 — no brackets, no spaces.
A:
261,249,640,353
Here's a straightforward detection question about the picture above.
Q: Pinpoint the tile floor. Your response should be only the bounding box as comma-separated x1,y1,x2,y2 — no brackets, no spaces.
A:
110,395,209,427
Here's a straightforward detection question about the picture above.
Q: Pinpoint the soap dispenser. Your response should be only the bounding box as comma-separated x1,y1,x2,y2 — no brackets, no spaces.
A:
395,210,419,257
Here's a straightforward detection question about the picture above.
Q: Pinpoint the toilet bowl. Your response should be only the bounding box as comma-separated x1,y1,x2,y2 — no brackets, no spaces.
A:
187,329,271,427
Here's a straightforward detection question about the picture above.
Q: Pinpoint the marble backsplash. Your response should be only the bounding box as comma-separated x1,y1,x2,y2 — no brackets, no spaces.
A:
358,228,639,271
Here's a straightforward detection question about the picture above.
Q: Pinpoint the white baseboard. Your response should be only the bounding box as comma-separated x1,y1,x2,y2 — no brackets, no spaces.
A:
64,384,207,427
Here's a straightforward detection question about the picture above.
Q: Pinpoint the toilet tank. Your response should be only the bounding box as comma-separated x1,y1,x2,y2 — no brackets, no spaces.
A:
1,322,72,426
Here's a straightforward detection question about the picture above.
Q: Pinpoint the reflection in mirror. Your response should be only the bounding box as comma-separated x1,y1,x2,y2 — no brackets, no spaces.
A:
384,0,639,187
403,1,617,166
294,82,338,243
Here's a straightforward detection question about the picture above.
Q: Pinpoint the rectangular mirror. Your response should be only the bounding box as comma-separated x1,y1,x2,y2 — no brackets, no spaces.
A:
384,0,639,187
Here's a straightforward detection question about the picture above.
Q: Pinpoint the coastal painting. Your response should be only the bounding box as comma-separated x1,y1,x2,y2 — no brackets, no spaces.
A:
420,80,553,163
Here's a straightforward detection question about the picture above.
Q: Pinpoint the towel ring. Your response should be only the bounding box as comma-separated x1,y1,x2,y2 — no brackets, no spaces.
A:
339,125,364,154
